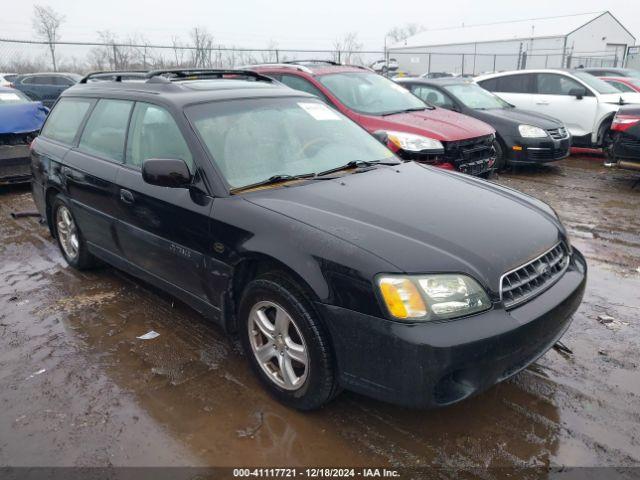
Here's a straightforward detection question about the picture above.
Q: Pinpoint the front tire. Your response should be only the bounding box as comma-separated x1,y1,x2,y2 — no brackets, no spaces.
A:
492,139,507,171
238,273,338,410
52,194,97,270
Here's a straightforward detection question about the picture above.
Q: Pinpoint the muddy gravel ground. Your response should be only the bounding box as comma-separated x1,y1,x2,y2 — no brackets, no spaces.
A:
0,156,639,477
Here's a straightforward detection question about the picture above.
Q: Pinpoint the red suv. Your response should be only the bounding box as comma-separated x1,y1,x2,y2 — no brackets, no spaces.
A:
250,61,497,176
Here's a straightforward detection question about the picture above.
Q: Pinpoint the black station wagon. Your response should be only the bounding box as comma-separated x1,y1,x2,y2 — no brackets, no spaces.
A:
30,69,587,410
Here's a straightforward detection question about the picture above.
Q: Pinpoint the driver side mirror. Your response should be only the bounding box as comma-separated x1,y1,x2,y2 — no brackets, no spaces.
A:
569,87,586,100
142,158,192,188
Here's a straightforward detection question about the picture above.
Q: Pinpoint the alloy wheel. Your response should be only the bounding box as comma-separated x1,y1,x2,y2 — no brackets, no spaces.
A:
56,205,79,261
248,300,309,391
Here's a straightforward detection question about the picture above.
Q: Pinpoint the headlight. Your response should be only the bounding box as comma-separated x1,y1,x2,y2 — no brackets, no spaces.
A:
377,274,491,321
385,131,444,153
518,124,547,138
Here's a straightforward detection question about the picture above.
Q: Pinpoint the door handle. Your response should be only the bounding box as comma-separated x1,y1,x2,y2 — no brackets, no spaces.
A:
536,102,550,105
119,189,134,205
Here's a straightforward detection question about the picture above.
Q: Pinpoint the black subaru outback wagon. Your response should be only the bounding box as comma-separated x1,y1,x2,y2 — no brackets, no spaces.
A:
30,69,587,410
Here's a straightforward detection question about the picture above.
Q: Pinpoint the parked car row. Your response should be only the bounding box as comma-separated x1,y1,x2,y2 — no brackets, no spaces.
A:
3,64,640,183
395,77,570,170
249,61,497,176
29,68,587,410
475,69,640,152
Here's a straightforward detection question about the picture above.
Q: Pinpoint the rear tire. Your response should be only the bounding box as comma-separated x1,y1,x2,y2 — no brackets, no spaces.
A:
52,194,97,270
238,273,339,410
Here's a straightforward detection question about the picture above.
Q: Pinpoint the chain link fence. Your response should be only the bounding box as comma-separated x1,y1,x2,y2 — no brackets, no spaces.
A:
0,38,623,76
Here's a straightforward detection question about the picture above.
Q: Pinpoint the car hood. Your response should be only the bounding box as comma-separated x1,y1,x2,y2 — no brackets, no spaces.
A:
472,107,563,129
360,107,495,142
245,162,564,293
599,92,640,105
0,101,48,134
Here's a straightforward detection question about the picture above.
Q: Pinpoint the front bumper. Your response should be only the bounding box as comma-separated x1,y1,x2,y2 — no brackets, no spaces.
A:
317,248,587,408
506,135,571,164
0,145,31,184
398,135,496,176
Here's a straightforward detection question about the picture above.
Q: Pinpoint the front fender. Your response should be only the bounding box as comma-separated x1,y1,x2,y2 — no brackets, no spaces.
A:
211,197,397,318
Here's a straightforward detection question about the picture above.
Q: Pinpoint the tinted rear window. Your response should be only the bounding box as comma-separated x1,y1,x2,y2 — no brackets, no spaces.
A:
495,74,533,93
40,98,93,144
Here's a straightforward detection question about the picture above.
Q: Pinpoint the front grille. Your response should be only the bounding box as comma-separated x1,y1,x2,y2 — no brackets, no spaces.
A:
500,242,570,309
527,147,569,161
0,131,37,146
547,127,569,140
443,135,495,165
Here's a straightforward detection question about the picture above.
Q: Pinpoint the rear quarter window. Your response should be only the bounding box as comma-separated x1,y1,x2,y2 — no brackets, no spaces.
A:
40,98,93,144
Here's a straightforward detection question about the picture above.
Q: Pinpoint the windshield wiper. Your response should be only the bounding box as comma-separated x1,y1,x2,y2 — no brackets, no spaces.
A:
381,106,431,116
231,173,317,193
232,159,401,193
316,159,399,177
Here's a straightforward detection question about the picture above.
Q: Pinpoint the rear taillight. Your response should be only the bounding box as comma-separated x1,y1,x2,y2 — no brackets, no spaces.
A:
611,114,640,132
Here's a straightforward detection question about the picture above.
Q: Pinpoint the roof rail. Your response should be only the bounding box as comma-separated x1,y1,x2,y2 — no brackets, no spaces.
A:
285,60,342,66
239,63,313,74
79,70,147,83
144,68,275,83
286,60,374,72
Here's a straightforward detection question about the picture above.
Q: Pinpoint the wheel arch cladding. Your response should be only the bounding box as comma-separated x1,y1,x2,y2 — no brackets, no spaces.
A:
226,253,323,334
45,185,63,237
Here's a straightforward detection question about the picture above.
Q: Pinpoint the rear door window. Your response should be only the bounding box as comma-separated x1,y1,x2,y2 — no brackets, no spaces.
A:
495,74,534,93
53,76,75,86
40,98,94,144
78,99,133,162
126,102,194,172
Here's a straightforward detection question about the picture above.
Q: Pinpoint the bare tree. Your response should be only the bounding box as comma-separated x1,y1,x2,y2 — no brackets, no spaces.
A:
190,27,215,68
332,32,363,65
171,36,186,67
32,5,65,71
387,23,425,44
261,40,279,63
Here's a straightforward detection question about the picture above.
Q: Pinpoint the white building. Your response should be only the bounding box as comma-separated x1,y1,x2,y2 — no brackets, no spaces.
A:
388,11,636,76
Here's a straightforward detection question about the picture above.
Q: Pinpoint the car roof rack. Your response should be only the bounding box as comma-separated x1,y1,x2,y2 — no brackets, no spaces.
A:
79,71,148,83
284,60,342,66
239,63,313,74
287,60,373,72
79,68,276,85
144,68,275,83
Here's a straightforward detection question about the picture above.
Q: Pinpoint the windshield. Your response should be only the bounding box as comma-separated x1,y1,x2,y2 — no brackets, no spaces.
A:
0,90,32,105
317,72,427,115
187,97,395,190
573,71,621,94
444,83,510,109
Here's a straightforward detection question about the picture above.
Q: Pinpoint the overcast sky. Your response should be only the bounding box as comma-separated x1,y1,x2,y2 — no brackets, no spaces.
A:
2,0,637,50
